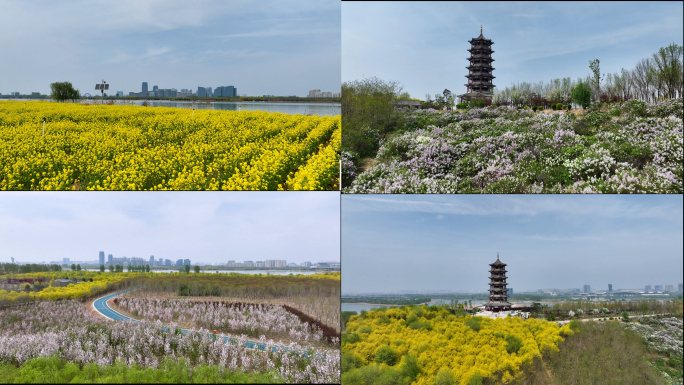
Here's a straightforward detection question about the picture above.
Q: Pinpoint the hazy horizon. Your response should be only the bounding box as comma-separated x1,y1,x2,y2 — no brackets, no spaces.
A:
0,192,340,265
342,195,683,294
0,0,340,97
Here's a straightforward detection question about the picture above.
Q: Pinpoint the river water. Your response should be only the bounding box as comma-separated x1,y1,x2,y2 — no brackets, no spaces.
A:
341,299,545,313
85,269,322,276
129,101,341,116
5,99,340,116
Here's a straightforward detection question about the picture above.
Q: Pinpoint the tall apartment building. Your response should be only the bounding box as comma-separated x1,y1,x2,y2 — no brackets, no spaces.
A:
645,285,652,291
665,284,674,292
153,85,158,91
63,258,70,266
654,285,664,291
165,259,172,267
99,251,105,266
583,284,591,293
215,85,237,97
265,260,286,268
197,87,207,97
149,255,155,266
142,82,148,93
679,283,683,292
183,259,191,266
107,254,113,266
176,259,183,266
243,261,254,267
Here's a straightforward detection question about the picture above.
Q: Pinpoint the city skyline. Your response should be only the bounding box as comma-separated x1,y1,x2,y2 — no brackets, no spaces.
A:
342,1,683,100
341,195,683,294
0,192,340,265
0,0,340,97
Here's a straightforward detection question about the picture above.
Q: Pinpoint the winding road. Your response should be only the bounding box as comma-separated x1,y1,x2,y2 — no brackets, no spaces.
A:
91,288,306,355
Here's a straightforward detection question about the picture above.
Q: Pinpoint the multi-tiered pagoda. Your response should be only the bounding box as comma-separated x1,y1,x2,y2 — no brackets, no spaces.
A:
457,26,496,105
485,253,511,312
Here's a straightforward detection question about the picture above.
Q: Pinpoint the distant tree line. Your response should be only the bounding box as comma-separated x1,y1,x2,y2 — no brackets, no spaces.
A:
491,43,683,108
341,297,432,305
0,263,62,275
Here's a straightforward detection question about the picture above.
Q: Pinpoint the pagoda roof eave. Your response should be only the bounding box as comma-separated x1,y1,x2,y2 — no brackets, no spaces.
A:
468,36,493,43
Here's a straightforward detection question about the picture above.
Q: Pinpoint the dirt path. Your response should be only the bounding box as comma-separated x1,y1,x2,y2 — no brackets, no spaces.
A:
108,297,332,349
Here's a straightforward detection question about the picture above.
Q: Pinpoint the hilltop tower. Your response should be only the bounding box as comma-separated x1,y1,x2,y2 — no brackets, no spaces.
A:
457,25,496,105
485,253,511,312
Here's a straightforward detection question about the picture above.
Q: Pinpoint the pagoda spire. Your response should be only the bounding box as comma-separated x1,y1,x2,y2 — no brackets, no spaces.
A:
481,25,482,35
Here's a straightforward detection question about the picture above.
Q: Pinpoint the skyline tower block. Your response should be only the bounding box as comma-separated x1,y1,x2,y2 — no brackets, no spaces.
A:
457,25,496,105
142,82,148,93
484,253,512,312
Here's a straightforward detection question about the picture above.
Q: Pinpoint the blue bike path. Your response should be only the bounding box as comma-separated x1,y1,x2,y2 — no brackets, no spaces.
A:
92,288,313,357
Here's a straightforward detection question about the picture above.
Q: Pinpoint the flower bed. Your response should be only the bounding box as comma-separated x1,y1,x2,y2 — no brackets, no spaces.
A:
344,99,683,193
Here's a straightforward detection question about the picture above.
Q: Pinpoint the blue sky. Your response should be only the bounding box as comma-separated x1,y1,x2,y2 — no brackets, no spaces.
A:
0,192,340,265
342,195,683,294
0,0,340,97
342,1,683,100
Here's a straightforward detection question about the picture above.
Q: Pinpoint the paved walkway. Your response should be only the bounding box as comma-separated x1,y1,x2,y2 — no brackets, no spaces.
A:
92,288,308,356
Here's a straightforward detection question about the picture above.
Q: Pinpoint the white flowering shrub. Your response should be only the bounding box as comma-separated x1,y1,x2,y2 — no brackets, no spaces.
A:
0,300,339,383
344,99,682,193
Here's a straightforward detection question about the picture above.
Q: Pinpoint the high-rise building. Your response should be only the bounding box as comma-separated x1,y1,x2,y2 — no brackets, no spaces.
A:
207,87,213,97
99,251,105,266
63,258,70,266
265,260,286,268
583,285,591,293
108,254,113,266
176,259,183,266
165,259,171,267
485,253,511,312
655,285,663,291
645,285,652,291
197,87,207,97
665,284,674,292
226,260,235,267
142,82,148,93
301,261,312,267
243,260,254,267
308,89,321,98
158,258,163,266
507,287,513,296
149,255,155,266
116,91,123,97
153,85,158,91
608,284,612,292
457,25,496,105
679,283,683,292
183,259,191,266
11,257,14,264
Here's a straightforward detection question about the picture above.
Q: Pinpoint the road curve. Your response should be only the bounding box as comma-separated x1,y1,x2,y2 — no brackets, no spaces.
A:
91,288,322,358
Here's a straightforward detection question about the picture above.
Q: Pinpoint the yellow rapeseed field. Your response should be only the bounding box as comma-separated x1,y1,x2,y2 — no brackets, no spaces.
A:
0,101,340,190
343,305,574,385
